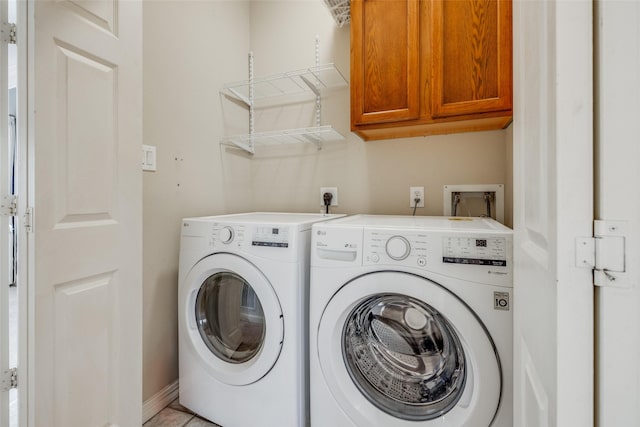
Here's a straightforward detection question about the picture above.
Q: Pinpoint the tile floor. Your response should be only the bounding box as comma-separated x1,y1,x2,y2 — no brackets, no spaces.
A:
143,399,222,427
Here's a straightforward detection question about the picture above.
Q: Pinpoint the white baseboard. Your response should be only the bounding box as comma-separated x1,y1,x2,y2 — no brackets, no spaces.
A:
142,380,179,423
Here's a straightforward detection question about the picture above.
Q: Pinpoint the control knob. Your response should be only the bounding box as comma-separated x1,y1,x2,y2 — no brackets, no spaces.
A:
385,236,411,261
217,226,234,244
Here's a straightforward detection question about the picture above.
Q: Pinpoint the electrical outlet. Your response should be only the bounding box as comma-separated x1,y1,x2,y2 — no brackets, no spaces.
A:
410,186,425,208
320,187,338,206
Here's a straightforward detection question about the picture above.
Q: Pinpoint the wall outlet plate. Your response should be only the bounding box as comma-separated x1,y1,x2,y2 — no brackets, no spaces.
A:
410,186,424,207
320,187,338,206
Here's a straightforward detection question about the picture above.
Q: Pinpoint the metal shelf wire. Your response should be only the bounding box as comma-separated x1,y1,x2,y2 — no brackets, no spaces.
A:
323,0,350,28
220,125,344,155
221,63,348,106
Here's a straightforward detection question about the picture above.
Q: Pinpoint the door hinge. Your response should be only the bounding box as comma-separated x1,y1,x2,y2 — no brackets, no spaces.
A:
1,22,16,44
24,207,33,233
576,220,628,288
1,195,17,216
1,367,17,391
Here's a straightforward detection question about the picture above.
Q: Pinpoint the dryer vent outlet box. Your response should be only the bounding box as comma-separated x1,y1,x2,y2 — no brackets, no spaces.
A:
443,184,505,224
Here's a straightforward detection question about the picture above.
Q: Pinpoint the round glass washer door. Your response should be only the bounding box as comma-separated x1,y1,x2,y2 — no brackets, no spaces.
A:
195,271,266,364
343,294,466,421
184,253,283,386
317,271,501,426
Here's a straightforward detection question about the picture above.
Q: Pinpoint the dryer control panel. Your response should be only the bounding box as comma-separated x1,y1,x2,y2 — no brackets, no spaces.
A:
251,226,290,248
209,223,290,249
204,222,301,264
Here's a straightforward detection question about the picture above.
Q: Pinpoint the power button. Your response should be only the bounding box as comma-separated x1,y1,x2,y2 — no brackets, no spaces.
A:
371,253,380,263
417,257,426,267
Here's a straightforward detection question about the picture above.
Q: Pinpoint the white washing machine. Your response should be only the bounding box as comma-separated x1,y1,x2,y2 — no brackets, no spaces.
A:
309,215,513,426
178,212,343,427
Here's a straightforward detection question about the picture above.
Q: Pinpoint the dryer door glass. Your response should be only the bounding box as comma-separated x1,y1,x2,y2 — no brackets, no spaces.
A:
342,293,466,421
195,272,265,364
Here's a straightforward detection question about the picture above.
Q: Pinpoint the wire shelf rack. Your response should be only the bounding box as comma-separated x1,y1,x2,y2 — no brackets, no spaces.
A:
220,125,345,155
324,0,350,27
221,63,347,107
219,37,347,155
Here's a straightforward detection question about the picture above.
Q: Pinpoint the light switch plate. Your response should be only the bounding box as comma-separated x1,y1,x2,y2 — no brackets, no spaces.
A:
142,145,157,171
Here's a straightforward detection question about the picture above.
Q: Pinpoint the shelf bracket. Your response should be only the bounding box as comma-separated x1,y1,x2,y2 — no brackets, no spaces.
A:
299,74,321,97
302,132,322,146
314,35,322,150
248,51,255,154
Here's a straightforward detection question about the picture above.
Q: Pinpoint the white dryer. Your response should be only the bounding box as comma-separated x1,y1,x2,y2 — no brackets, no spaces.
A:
309,215,513,426
179,212,343,427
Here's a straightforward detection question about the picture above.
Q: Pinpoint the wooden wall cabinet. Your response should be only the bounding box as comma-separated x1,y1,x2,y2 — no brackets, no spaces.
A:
350,0,513,141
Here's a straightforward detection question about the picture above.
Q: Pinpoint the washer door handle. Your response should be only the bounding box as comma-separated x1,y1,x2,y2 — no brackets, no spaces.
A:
457,357,474,408
188,289,198,330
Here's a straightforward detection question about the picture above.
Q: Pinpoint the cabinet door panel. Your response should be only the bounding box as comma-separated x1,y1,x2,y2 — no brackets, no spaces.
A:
351,0,420,126
431,0,512,117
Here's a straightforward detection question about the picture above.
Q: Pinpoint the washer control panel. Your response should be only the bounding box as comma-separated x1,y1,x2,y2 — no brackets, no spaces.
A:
363,229,509,269
443,236,507,267
364,230,428,268
313,220,512,286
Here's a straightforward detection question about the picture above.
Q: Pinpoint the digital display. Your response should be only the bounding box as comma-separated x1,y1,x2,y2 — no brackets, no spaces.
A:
442,236,507,267
251,226,288,248
443,257,507,267
252,241,288,248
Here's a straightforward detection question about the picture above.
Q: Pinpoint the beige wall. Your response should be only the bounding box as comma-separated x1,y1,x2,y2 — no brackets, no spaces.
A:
142,0,251,401
143,0,512,402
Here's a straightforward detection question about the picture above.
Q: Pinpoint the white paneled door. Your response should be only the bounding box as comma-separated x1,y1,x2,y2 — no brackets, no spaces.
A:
596,1,640,425
512,0,594,426
1,0,12,424
30,0,142,426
